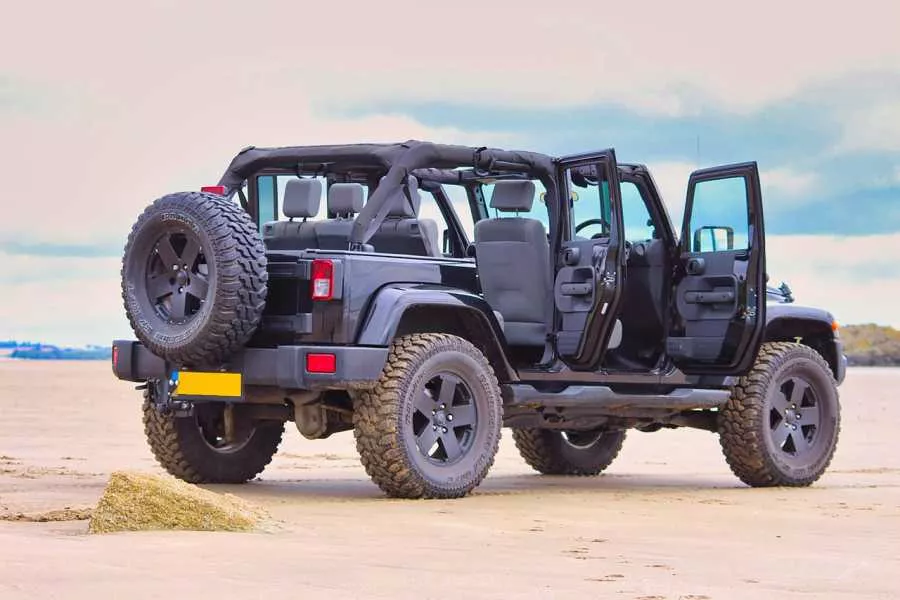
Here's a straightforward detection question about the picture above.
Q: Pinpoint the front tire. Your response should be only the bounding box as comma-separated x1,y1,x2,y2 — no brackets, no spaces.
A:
142,391,284,484
719,342,840,487
512,428,626,475
353,334,503,499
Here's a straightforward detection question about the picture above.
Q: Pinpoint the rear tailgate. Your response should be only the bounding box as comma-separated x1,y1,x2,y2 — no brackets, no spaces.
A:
255,253,343,343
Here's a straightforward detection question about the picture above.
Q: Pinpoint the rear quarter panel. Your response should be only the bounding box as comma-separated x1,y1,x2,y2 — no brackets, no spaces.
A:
328,252,480,344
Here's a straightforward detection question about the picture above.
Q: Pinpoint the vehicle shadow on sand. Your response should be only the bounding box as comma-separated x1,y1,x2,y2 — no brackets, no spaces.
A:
212,472,750,505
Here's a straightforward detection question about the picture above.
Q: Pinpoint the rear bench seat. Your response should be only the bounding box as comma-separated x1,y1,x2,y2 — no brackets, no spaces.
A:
368,176,441,256
262,177,441,256
316,183,364,250
262,180,365,251
262,179,321,251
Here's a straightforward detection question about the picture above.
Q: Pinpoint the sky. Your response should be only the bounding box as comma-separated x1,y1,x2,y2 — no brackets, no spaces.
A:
1,0,899,345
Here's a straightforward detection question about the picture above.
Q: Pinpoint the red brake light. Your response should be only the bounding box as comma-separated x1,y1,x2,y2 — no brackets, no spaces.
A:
306,353,336,374
311,259,334,301
111,345,119,368
201,185,226,195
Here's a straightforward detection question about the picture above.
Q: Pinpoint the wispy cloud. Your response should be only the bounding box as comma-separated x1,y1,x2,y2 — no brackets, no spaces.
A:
836,102,900,153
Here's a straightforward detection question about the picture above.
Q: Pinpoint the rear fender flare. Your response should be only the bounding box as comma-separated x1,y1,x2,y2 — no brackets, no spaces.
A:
356,284,516,382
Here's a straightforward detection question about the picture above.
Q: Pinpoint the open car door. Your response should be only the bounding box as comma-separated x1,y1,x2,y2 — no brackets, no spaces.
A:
668,162,766,374
553,150,626,371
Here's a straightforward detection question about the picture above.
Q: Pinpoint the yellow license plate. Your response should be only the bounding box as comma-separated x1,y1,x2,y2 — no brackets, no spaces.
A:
173,371,242,398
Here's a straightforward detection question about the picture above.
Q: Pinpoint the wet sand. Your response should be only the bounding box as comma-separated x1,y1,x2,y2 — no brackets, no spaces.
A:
1,360,898,599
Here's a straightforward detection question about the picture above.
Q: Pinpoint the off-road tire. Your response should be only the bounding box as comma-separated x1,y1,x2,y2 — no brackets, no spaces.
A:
122,191,267,367
719,342,840,487
512,428,626,475
142,391,283,484
352,334,503,499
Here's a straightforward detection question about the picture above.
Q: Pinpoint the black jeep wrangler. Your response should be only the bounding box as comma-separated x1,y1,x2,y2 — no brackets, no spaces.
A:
113,141,846,499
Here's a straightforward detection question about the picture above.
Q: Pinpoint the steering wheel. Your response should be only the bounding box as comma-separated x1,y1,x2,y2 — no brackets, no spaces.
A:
575,218,610,239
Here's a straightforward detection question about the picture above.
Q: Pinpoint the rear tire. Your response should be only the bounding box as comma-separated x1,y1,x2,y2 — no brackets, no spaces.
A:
719,342,840,487
512,428,626,475
353,334,503,499
122,191,267,367
142,391,284,484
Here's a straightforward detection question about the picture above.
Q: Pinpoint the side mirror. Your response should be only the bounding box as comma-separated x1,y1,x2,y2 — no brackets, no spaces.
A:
442,229,451,255
693,225,734,252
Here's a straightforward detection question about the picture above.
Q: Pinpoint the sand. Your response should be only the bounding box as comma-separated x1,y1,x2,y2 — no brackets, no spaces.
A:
0,359,898,599
88,471,267,534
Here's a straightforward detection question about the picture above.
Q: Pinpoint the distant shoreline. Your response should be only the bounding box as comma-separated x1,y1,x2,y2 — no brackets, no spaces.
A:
0,343,111,361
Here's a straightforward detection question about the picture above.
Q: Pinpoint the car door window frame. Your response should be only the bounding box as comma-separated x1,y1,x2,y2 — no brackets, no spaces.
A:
552,150,626,371
670,162,766,375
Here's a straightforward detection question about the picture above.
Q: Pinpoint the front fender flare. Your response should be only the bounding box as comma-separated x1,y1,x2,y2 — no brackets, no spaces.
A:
764,303,845,383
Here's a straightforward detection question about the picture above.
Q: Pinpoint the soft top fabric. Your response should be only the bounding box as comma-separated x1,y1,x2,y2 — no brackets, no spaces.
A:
283,179,322,219
216,140,558,247
328,183,365,215
490,180,535,212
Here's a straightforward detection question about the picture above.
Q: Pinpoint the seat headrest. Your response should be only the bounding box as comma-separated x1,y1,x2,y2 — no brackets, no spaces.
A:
328,183,365,216
283,179,322,219
490,180,535,213
383,176,421,218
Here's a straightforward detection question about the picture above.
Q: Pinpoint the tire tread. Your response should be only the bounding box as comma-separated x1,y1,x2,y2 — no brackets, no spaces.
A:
141,390,283,484
122,192,267,366
352,333,502,499
719,341,840,487
512,428,626,476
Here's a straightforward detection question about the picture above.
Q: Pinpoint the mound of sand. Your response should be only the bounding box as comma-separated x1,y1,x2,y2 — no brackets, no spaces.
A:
88,471,267,534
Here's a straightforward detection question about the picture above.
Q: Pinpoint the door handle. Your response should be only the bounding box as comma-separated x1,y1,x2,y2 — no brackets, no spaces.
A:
560,282,593,296
685,290,735,304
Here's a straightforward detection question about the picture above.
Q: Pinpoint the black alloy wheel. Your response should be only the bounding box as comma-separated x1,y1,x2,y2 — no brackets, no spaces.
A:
411,372,478,465
146,231,210,324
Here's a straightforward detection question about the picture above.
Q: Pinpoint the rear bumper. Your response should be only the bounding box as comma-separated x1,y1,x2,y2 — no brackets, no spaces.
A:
111,340,389,391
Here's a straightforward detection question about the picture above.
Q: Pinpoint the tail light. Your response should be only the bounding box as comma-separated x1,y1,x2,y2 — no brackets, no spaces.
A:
311,259,334,301
306,353,337,374
201,185,226,195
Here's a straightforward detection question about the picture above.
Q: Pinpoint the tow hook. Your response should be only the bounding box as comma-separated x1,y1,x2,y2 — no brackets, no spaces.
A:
148,374,193,417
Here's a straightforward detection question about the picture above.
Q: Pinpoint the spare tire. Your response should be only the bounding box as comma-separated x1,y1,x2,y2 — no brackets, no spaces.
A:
121,191,267,367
